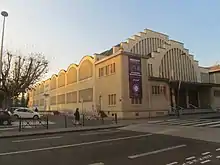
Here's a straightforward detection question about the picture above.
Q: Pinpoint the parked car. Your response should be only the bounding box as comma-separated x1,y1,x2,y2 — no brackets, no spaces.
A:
6,107,26,114
0,110,12,125
13,108,41,119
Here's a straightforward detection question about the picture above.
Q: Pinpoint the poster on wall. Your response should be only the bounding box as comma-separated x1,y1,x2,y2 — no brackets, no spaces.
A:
128,56,142,98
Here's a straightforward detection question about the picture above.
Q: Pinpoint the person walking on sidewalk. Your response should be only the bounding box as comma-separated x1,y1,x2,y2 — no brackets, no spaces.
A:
35,107,39,112
74,108,80,125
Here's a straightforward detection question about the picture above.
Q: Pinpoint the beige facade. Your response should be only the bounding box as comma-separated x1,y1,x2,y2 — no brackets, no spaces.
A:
28,29,220,118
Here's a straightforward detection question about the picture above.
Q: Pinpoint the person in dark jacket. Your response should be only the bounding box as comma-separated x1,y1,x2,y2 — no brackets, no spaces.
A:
74,108,80,125
35,107,38,112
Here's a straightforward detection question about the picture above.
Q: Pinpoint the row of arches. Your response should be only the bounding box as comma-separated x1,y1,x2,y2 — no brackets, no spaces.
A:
32,56,94,94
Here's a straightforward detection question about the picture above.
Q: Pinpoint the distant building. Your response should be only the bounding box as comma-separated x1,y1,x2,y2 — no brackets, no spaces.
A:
28,29,220,118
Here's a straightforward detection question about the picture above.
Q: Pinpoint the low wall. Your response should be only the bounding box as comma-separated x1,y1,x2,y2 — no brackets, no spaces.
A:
104,110,169,119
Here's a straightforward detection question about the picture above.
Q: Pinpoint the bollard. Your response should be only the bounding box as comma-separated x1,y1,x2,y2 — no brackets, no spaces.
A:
101,117,104,124
34,118,37,128
46,115,49,129
82,114,85,126
19,118,22,132
64,115,67,128
114,113,118,124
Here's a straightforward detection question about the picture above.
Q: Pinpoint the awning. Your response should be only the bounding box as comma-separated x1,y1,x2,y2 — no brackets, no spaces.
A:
148,76,220,88
169,80,220,88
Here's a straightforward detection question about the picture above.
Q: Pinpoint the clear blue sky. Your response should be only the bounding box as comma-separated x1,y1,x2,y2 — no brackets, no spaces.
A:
1,0,220,77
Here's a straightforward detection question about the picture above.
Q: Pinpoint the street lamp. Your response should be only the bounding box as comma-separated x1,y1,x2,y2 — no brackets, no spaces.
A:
176,52,186,117
0,11,8,82
99,94,102,111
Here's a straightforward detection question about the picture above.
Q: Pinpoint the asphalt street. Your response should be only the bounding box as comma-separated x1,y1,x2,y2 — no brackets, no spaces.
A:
0,128,220,165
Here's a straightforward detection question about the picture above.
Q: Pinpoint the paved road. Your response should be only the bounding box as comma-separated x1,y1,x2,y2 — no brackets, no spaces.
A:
0,128,220,165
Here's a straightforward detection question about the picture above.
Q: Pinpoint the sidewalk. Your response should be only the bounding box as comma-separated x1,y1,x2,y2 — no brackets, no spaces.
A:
122,123,220,143
119,112,220,123
0,123,127,139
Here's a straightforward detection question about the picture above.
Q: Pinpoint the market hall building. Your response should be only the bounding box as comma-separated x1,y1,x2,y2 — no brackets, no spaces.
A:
28,29,220,118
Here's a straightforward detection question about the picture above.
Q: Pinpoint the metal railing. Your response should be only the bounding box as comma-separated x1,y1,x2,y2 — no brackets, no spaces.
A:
38,110,60,115
169,105,184,117
189,103,198,109
18,116,49,132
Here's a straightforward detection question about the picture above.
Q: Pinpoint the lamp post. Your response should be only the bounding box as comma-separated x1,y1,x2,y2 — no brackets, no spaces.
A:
99,94,102,111
0,11,8,82
80,98,84,126
176,52,186,117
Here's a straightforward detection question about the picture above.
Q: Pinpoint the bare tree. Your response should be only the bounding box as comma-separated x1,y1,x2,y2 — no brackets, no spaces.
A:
0,51,48,107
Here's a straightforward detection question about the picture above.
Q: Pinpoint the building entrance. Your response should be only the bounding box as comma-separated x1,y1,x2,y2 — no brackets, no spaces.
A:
170,81,208,109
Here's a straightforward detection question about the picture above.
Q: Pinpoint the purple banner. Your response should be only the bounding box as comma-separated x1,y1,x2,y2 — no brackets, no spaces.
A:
128,56,142,98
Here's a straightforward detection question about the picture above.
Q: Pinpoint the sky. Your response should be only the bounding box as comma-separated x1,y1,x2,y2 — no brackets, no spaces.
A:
1,0,220,78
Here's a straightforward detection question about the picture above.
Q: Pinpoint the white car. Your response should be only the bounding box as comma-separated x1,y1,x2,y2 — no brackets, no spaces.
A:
13,108,40,119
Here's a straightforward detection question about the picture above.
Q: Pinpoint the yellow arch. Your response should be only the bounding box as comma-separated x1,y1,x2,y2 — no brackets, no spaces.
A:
36,83,41,88
51,74,58,80
44,78,50,84
66,63,78,72
58,69,66,76
40,82,44,87
78,55,94,68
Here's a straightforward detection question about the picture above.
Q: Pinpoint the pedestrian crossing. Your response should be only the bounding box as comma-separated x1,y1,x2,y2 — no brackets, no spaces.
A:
147,119,220,128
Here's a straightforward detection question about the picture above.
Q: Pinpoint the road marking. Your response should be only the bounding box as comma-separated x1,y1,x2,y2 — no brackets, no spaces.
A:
167,119,177,121
0,133,152,156
128,144,186,159
216,148,220,151
165,119,196,125
180,120,208,126
80,130,121,136
186,156,196,160
155,129,177,134
201,152,210,156
166,162,178,165
158,119,199,126
89,163,104,165
193,121,220,127
0,128,15,131
12,136,62,143
147,120,163,124
216,156,220,159
98,129,115,132
200,159,211,164
208,123,220,128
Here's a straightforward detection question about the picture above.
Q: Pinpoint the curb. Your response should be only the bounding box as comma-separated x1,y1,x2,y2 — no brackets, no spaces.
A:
0,124,128,139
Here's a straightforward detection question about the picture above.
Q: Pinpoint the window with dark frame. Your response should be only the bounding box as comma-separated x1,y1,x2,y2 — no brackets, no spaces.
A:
99,63,116,77
131,98,142,104
214,90,220,97
112,63,115,73
108,94,116,105
152,85,166,95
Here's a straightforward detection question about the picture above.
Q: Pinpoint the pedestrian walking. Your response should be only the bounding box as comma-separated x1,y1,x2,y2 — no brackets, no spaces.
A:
74,108,80,125
35,107,38,112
